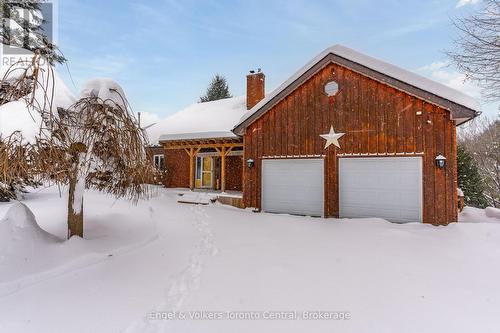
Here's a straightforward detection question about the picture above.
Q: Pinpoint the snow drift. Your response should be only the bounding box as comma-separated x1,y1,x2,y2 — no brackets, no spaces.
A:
0,202,103,295
459,206,500,223
0,188,159,296
0,203,61,282
485,207,500,220
0,186,500,332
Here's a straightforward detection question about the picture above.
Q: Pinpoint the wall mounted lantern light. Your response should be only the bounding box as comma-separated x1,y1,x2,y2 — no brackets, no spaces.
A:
435,154,446,169
247,158,255,168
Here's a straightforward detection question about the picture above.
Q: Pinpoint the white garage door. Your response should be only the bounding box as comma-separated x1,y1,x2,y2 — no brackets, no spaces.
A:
262,159,324,217
339,157,422,223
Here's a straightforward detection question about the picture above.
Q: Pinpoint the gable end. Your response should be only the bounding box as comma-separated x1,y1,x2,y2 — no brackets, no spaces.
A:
233,51,478,135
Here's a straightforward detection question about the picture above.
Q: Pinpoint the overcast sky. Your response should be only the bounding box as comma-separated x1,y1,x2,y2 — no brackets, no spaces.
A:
56,0,498,121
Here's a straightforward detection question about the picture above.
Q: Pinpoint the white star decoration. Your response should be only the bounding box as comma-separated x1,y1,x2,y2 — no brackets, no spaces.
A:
320,126,345,149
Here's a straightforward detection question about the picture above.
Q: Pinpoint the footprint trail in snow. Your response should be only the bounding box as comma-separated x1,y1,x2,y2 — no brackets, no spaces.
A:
124,202,218,333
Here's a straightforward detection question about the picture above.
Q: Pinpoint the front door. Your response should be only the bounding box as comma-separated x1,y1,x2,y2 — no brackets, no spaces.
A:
196,156,213,188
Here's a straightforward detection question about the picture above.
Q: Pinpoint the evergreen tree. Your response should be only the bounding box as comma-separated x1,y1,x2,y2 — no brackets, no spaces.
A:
0,0,66,64
199,74,231,102
457,144,488,208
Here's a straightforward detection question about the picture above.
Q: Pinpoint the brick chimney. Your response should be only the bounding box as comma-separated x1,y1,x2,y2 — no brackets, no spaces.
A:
246,69,265,110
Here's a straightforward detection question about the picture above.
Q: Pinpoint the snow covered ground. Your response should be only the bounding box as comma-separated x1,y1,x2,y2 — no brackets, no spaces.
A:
460,206,500,223
0,186,499,333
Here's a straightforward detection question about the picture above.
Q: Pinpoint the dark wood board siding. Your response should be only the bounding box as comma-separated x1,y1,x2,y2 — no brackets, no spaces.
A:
368,80,377,154
269,109,275,157
262,113,269,158
225,155,243,191
405,95,415,153
386,88,396,154
434,107,447,223
451,127,458,221
375,83,384,153
243,62,458,225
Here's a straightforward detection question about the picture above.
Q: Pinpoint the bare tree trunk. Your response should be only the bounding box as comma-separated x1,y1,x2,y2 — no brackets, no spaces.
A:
67,174,84,238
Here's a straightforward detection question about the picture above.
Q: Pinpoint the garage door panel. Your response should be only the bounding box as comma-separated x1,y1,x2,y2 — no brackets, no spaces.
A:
347,174,419,190
341,193,415,210
400,210,421,221
339,157,422,223
342,188,410,204
262,159,324,217
342,205,420,223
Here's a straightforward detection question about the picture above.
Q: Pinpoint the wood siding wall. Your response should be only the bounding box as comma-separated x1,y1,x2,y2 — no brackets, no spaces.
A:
164,149,190,188
243,62,458,225
146,146,167,184
225,155,243,191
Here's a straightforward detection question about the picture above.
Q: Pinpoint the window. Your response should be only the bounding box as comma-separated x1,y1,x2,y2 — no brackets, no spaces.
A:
324,81,339,97
196,157,202,179
153,154,165,170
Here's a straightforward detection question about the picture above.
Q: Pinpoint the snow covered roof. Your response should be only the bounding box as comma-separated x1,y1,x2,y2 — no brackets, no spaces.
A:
159,131,237,142
234,44,480,134
150,96,247,144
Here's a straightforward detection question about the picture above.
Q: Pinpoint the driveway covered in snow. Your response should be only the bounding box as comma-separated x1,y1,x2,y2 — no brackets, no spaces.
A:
0,186,499,333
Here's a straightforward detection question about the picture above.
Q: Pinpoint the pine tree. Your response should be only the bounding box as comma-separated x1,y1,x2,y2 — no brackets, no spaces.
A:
199,74,231,102
457,144,488,208
0,0,66,64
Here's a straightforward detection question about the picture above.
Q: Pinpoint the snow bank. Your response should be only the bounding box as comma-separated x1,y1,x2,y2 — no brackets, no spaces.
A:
0,186,159,297
485,207,500,219
2,187,500,332
459,206,500,223
177,191,218,205
148,96,247,144
80,78,128,110
0,202,58,243
0,203,61,282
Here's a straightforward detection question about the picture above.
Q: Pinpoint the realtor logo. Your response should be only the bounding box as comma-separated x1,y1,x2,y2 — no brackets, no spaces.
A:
0,0,58,66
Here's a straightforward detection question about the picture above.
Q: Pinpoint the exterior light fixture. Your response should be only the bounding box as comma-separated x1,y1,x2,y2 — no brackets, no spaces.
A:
247,158,255,168
435,154,446,169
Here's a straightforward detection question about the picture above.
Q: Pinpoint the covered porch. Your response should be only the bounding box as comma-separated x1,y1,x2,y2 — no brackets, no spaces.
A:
160,132,244,193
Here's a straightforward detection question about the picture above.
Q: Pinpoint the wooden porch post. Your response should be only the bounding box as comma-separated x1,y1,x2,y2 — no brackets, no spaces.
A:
189,147,194,191
221,146,226,193
184,147,201,191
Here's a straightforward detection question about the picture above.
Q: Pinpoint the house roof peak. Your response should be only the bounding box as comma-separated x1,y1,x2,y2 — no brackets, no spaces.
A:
233,44,479,135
